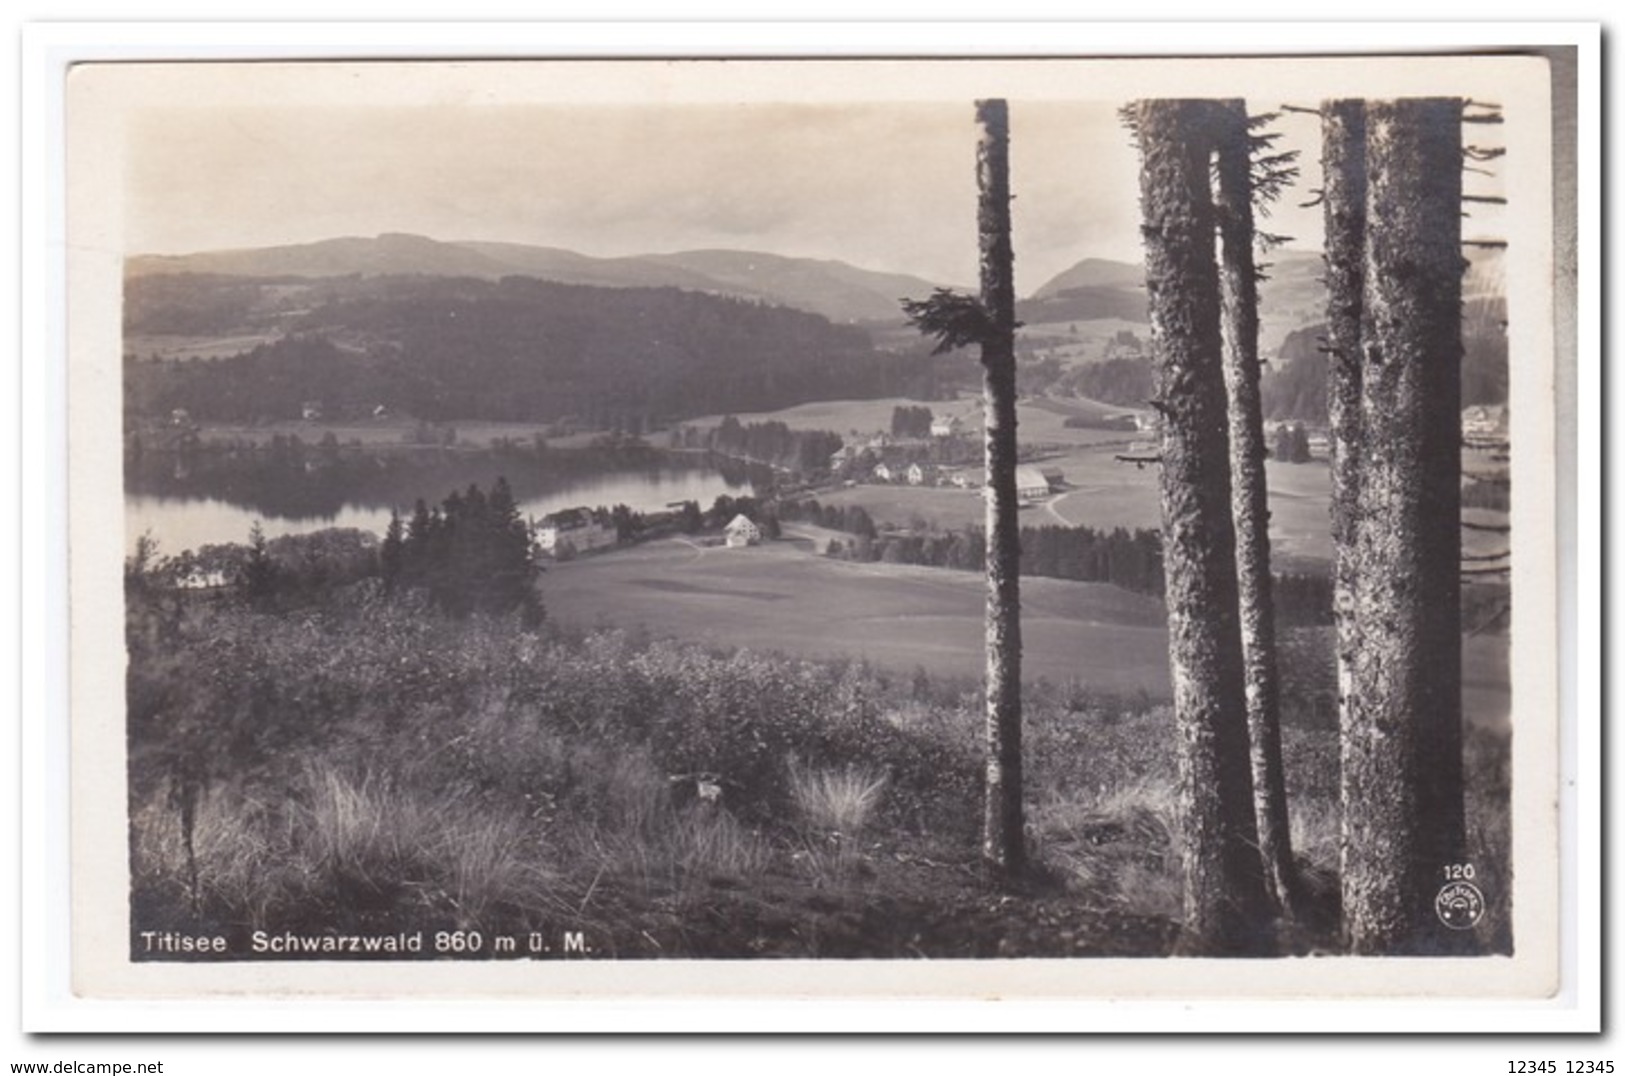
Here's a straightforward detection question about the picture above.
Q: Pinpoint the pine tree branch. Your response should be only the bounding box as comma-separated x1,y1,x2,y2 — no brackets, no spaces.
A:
1461,520,1511,533
900,289,994,355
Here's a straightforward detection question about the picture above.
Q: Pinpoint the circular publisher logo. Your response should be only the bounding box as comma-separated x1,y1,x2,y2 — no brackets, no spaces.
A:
1435,881,1486,930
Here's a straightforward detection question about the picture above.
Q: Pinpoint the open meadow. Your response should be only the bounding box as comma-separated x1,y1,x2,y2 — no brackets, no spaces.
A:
684,395,1144,448
543,530,1173,698
543,531,1510,727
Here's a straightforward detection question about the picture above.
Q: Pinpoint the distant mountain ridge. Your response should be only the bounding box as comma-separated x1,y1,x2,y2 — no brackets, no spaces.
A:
128,233,947,326
127,234,1503,362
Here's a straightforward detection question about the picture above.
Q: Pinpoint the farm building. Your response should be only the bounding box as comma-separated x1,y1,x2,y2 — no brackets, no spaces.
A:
1014,466,1052,500
929,415,963,437
537,508,617,556
1040,467,1065,491
907,462,939,486
724,514,762,548
872,462,896,483
301,400,324,421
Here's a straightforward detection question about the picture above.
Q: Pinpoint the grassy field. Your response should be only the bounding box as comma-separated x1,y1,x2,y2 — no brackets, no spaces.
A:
545,531,1173,698
1018,318,1146,364
543,531,1512,726
683,395,1142,448
815,448,1338,567
127,332,285,362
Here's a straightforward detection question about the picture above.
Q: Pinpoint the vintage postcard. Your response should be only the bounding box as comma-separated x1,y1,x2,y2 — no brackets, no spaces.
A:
60,47,1573,1007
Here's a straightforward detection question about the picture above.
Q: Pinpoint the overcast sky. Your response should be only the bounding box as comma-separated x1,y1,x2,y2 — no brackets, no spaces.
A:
126,97,1502,290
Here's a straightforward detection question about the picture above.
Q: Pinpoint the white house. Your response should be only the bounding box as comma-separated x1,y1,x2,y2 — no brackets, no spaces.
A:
929,415,963,438
724,514,762,548
301,400,324,421
907,462,938,486
537,508,617,556
1014,466,1051,500
872,462,895,483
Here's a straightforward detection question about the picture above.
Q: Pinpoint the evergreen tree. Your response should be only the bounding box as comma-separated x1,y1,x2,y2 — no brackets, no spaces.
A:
1129,97,1270,954
1214,99,1301,920
1336,97,1468,954
378,513,404,591
899,99,1025,882
238,521,282,607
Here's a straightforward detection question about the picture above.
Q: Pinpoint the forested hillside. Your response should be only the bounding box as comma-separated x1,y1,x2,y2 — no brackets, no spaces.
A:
1262,296,1509,423
127,274,934,425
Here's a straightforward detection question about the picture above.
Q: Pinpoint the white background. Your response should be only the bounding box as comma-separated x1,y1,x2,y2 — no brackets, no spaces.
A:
5,7,1607,1071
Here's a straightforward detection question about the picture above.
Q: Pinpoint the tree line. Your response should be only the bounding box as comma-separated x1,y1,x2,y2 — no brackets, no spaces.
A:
130,275,937,426
699,416,844,473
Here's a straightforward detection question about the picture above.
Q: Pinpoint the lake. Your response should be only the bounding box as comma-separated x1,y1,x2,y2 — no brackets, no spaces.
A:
125,449,760,555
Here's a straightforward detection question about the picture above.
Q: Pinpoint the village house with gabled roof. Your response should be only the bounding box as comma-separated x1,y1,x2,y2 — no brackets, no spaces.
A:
929,414,964,438
1014,465,1052,500
724,514,762,548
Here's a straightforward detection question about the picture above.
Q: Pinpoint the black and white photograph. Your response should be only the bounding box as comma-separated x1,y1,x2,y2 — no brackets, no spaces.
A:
54,45,1576,1008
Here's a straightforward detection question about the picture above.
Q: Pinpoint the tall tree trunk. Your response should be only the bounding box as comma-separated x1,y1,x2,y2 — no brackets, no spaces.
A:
1342,97,1466,953
1132,99,1270,954
976,98,1025,880
1321,97,1368,947
1213,99,1300,922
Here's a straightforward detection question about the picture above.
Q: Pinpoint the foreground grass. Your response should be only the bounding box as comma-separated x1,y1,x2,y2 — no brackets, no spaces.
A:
127,584,1512,959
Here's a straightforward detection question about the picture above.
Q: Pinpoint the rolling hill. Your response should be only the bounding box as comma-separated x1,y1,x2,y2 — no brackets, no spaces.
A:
129,233,945,326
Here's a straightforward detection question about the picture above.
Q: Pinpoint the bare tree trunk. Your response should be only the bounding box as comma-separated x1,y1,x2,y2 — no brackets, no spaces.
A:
1321,98,1367,948
1133,99,1270,954
1342,97,1466,953
976,98,1025,880
1213,99,1300,922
